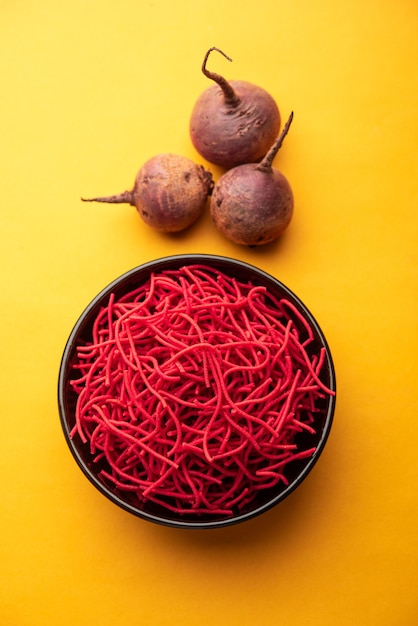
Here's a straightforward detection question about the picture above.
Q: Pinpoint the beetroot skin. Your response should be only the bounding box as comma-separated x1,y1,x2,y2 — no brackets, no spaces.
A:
82,153,214,233
211,165,293,246
190,48,281,169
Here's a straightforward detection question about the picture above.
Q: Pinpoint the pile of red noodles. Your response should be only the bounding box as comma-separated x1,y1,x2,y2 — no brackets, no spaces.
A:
70,264,334,516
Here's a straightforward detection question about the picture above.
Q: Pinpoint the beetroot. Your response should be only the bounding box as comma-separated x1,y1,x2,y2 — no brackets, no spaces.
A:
189,47,281,169
82,153,214,233
210,112,294,246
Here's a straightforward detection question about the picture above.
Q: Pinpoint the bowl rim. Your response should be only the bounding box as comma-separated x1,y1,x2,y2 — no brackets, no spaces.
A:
58,253,336,529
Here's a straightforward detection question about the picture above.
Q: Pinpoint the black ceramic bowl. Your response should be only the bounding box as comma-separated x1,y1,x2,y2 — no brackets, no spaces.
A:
58,254,336,529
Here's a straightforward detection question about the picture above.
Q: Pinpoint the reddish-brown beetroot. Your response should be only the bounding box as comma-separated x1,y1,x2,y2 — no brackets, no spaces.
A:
210,112,294,246
82,153,214,233
190,48,281,169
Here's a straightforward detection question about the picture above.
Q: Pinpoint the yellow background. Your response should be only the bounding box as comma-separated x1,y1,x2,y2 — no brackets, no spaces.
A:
1,1,417,624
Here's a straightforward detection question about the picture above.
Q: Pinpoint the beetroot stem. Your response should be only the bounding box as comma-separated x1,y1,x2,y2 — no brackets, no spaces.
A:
202,47,240,107
81,190,135,206
256,111,294,172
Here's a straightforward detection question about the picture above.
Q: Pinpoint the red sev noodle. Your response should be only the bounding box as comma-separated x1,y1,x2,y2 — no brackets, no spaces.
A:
70,264,335,516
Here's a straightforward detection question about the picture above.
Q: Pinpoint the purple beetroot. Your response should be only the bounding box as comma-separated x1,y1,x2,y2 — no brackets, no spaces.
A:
82,153,214,233
190,47,281,169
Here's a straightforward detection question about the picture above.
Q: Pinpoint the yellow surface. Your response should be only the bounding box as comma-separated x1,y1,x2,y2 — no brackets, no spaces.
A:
1,1,417,624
